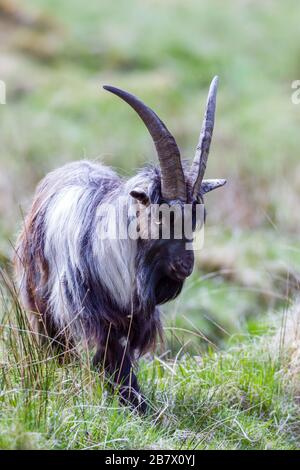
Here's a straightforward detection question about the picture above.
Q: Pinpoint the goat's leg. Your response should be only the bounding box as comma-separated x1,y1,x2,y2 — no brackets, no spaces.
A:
93,339,147,414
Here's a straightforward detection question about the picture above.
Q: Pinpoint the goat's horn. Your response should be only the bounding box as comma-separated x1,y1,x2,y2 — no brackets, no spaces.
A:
201,178,226,194
190,76,218,198
103,85,186,201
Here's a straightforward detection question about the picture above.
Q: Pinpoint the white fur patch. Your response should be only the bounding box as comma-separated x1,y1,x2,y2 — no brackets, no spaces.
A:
41,161,142,327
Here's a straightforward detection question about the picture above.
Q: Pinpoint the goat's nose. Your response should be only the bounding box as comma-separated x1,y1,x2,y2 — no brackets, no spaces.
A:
172,257,194,279
180,261,194,276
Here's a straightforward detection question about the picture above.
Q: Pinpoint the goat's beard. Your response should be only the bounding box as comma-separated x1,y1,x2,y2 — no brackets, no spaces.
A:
154,275,183,305
137,258,184,312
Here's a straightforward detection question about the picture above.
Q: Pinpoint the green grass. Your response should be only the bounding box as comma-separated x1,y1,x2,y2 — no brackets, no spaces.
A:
0,275,299,450
0,286,299,450
1,0,300,450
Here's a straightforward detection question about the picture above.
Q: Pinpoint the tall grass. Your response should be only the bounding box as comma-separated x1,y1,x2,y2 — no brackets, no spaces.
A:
0,266,299,450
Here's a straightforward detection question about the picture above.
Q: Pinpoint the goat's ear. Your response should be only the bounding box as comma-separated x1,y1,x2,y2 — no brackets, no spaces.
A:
130,188,150,206
201,179,226,194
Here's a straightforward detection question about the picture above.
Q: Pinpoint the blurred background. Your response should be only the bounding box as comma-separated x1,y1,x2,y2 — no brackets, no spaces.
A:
1,0,300,353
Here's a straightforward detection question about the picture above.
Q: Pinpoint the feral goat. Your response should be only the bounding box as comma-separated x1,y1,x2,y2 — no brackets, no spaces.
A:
15,77,226,412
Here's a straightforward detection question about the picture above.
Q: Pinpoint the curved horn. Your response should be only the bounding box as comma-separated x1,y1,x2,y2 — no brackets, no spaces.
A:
190,76,218,198
103,85,186,201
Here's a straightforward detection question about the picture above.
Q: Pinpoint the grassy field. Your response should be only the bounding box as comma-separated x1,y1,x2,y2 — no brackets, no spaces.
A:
0,284,299,450
0,0,300,449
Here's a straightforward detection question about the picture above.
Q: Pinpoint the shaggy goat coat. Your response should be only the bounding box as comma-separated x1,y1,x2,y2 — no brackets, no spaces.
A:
15,160,167,357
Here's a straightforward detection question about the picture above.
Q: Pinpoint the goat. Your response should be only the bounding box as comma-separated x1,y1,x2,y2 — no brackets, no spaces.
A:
14,77,226,412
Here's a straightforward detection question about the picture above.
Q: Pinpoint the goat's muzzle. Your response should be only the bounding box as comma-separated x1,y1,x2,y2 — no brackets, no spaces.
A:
168,252,194,281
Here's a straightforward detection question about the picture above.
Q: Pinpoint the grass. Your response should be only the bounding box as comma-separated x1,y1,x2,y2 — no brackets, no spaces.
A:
0,0,300,449
0,283,299,450
0,273,299,450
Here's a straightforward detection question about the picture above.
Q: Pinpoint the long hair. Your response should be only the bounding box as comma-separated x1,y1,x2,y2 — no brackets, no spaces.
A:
15,160,164,355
